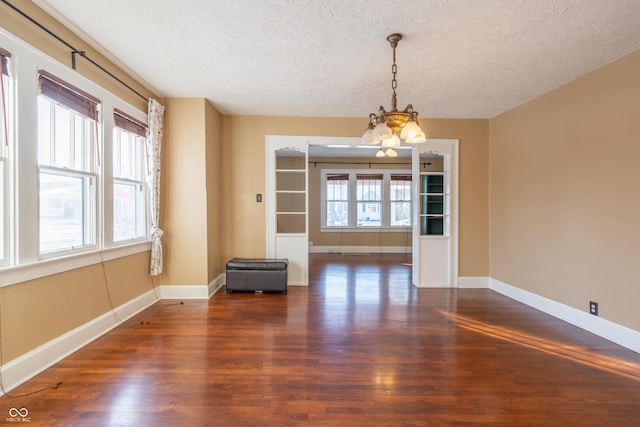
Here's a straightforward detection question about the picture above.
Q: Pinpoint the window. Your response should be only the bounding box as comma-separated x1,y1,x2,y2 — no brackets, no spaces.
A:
326,173,348,226
322,170,412,229
0,48,11,265
37,71,99,255
0,31,152,284
390,174,412,226
113,110,147,242
356,174,382,226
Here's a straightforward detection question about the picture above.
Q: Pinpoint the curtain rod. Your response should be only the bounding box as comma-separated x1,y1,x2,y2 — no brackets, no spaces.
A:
1,0,149,103
309,161,431,168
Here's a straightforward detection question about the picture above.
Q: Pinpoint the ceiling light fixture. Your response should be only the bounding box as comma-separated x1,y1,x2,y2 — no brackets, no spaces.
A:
362,33,426,157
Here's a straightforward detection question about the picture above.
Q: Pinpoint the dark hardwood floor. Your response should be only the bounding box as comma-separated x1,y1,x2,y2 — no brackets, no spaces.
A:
1,253,639,426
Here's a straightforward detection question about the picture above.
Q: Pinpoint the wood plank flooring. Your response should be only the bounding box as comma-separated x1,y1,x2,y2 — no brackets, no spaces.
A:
1,253,639,426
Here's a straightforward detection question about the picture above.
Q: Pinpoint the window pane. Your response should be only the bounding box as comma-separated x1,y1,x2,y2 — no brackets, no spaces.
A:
327,201,348,226
114,181,143,241
390,178,411,201
356,176,382,201
357,202,381,226
391,201,411,226
53,104,72,168
327,178,348,201
113,128,143,180
39,172,94,252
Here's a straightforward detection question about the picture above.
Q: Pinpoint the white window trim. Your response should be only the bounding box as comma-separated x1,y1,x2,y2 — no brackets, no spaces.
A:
320,168,412,232
0,27,150,287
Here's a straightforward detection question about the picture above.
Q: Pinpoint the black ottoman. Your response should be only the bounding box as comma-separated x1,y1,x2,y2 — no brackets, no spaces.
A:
225,258,288,294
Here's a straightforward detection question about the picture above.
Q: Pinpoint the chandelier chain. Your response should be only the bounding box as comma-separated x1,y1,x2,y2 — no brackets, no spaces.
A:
391,45,398,110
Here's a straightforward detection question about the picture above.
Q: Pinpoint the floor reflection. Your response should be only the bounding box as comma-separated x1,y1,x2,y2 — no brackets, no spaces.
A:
441,310,640,382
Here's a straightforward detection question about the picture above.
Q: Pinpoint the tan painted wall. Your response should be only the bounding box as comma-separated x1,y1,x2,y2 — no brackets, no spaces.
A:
489,48,640,331
159,98,209,286
0,1,158,363
221,116,489,277
205,101,223,283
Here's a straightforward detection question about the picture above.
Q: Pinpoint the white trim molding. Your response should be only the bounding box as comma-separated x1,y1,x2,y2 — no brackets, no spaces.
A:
309,246,411,254
458,276,490,288
490,278,640,353
209,274,226,297
159,284,210,300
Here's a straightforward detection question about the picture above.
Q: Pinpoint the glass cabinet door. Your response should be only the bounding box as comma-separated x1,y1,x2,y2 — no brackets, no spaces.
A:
419,174,447,236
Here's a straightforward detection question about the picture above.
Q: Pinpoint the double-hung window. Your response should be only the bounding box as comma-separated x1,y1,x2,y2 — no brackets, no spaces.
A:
326,173,349,226
356,174,383,226
322,170,412,230
113,110,147,242
0,48,12,265
37,71,100,255
390,174,412,226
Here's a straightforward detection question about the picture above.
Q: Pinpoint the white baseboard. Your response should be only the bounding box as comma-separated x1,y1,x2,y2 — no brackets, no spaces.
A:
159,284,209,299
458,276,490,288
0,289,158,394
209,273,226,297
309,245,411,254
490,278,640,353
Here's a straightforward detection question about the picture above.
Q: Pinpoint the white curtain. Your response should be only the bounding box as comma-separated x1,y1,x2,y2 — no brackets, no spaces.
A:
147,98,165,276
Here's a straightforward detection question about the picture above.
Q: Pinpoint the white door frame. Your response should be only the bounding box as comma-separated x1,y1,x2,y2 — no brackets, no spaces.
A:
412,139,459,287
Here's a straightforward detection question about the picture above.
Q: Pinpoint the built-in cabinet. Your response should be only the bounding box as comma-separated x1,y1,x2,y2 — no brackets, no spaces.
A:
419,173,447,236
275,154,306,233
412,140,458,287
266,137,309,286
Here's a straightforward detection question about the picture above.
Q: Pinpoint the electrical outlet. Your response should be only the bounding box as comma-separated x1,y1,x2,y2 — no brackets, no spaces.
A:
589,301,598,316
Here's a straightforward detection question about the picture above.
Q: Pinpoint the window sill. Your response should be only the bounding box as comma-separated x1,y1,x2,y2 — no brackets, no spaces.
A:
321,227,411,233
0,241,151,288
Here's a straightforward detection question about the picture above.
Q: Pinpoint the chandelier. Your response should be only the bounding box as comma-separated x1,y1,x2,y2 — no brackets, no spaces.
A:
361,33,426,157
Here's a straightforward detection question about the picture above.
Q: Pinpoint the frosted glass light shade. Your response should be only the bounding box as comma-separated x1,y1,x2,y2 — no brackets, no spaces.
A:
406,131,426,144
361,127,375,145
372,121,393,142
381,134,400,148
400,120,423,140
376,148,386,157
385,148,398,157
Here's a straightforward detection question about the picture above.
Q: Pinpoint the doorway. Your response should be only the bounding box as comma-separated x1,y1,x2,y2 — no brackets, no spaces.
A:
266,136,458,288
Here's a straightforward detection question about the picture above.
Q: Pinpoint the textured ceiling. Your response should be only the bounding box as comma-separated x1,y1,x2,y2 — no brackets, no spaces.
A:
33,0,640,119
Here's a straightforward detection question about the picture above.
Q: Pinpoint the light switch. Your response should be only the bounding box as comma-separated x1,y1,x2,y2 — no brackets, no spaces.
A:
256,194,262,203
